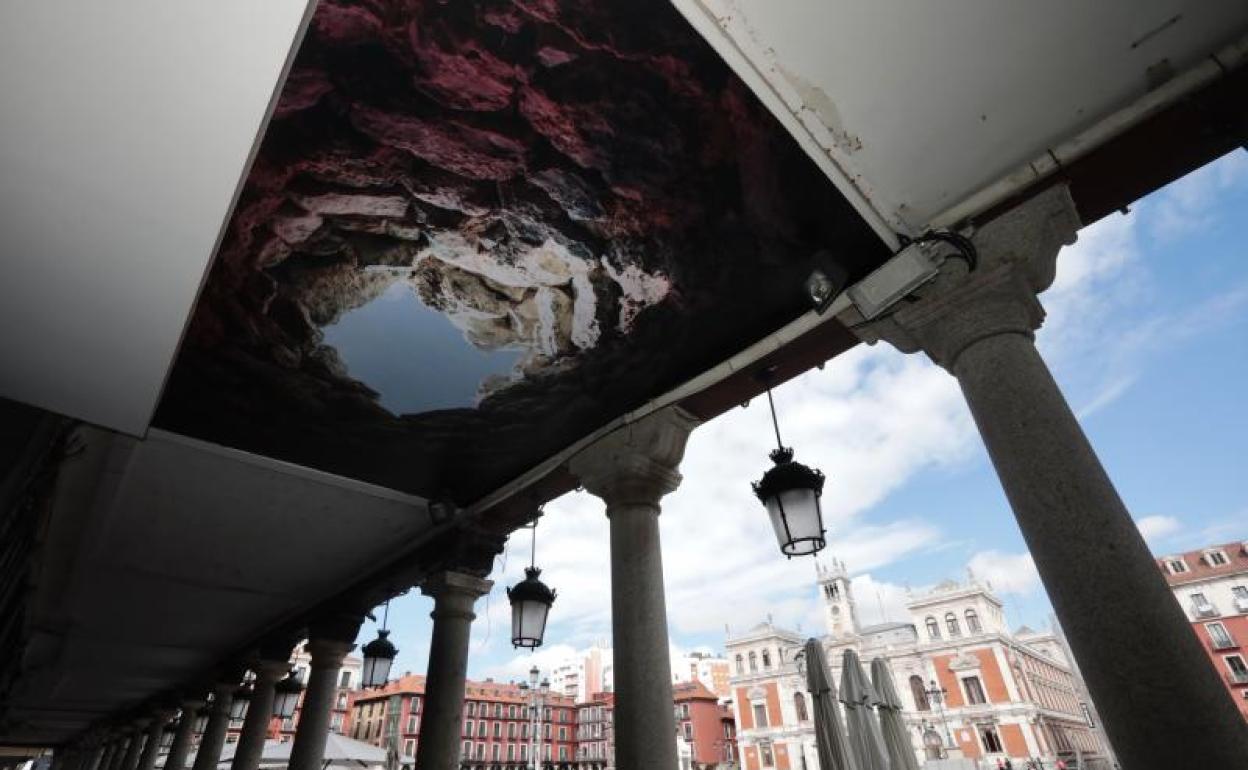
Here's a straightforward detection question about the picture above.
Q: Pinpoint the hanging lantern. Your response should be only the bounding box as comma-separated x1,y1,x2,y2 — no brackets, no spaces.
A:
230,684,252,721
361,629,398,688
272,672,303,719
192,706,211,734
751,387,827,557
507,520,556,648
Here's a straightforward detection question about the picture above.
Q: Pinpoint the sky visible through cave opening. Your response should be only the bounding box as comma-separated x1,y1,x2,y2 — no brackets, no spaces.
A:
322,281,523,414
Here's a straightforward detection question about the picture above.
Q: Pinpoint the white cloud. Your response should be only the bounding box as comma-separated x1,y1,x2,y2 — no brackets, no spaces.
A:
849,573,916,628
1146,150,1248,240
1136,515,1182,545
967,550,1041,595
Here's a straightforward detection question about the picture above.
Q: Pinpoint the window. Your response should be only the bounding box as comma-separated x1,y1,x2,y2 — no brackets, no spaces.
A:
411,696,420,713
403,739,414,757
466,702,475,716
680,703,690,719
336,693,347,710
544,723,551,739
559,747,568,762
339,671,352,688
1225,655,1248,679
492,744,500,761
1167,558,1189,574
460,741,470,760
520,744,528,761
965,609,982,633
963,676,987,705
979,726,1004,753
945,612,961,637
508,745,516,761
735,654,743,674
475,743,485,760
759,740,774,767
794,692,809,722
477,720,486,737
464,719,472,737
1206,550,1229,566
749,652,758,672
683,723,693,741
1207,622,1235,649
508,723,516,739
493,722,501,738
761,649,771,669
752,703,768,728
909,676,930,711
407,716,417,733
494,703,502,718
559,726,566,741
926,617,941,640
508,705,517,718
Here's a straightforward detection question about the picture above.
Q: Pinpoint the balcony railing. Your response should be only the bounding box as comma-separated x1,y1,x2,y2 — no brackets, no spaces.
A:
1234,597,1248,613
1193,604,1220,618
1211,637,1238,651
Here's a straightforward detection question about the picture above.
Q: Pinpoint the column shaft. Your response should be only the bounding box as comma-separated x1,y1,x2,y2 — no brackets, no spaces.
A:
230,665,286,770
190,686,234,770
118,730,145,770
952,331,1248,766
286,640,353,770
164,701,203,770
135,717,167,770
95,741,117,770
106,737,130,770
608,501,678,770
414,573,492,770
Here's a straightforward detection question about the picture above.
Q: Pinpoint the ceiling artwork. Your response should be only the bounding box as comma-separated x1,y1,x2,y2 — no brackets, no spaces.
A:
153,0,888,501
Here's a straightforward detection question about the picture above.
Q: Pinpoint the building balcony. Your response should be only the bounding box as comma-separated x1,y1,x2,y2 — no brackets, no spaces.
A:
1234,597,1248,613
1211,638,1238,651
1192,604,1220,619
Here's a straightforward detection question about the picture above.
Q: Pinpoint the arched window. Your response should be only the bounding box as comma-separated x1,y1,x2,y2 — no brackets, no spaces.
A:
762,649,772,669
910,676,930,711
735,654,744,674
794,692,809,722
925,617,941,640
749,652,758,672
945,612,961,637
965,608,982,633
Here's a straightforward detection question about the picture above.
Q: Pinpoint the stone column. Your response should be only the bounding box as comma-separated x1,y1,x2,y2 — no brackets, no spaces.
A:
230,657,292,770
413,572,493,770
105,734,131,770
287,613,362,770
163,697,204,770
189,682,235,770
570,407,700,770
844,185,1248,769
135,712,171,770
95,738,119,770
118,721,149,770
82,741,106,770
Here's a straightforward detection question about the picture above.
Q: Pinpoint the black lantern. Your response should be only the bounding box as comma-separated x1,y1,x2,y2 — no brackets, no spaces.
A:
192,706,210,734
272,671,303,719
507,520,556,648
361,601,398,688
230,684,252,721
751,387,827,557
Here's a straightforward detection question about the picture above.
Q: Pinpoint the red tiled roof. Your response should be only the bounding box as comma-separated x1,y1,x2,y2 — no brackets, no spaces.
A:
1156,541,1248,586
672,681,717,702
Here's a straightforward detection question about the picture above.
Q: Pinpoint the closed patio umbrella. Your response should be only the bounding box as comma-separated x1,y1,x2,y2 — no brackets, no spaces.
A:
840,649,890,770
871,658,919,770
803,638,858,770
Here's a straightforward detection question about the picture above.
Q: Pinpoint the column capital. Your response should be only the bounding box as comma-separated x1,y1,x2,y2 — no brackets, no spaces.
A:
249,658,291,683
841,185,1080,371
304,638,355,668
420,571,492,622
568,406,700,508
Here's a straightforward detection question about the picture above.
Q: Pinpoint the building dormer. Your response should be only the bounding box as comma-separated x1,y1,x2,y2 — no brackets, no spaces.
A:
1201,548,1230,568
1163,556,1190,575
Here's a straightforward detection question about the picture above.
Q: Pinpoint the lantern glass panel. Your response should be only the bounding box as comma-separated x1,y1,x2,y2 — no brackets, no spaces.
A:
274,692,297,719
511,599,550,648
361,655,393,688
765,487,824,555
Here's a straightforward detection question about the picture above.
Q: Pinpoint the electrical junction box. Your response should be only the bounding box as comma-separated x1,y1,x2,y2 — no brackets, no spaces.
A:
845,240,944,320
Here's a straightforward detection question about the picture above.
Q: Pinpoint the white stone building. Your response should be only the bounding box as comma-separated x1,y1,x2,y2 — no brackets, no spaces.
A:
726,560,1106,770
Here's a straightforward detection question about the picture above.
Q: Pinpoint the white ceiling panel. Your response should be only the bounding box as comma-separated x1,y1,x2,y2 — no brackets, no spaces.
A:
0,1,314,434
672,0,1248,236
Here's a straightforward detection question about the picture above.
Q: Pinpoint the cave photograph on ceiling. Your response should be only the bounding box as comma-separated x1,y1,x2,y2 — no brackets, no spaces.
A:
153,0,885,501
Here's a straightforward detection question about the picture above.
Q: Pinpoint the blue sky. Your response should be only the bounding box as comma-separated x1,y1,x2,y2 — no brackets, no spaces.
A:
358,149,1248,683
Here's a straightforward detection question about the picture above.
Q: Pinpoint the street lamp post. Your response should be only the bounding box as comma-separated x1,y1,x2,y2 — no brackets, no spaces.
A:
924,680,954,754
525,667,549,770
